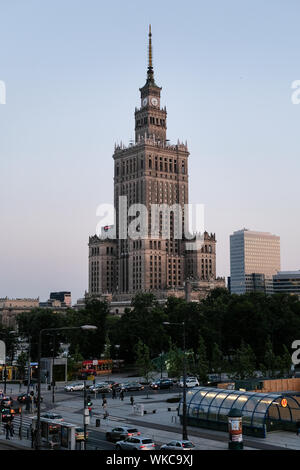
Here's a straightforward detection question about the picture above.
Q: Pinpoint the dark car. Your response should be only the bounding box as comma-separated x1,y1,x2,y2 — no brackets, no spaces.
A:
41,413,64,421
1,408,15,422
1,396,13,407
119,382,144,392
89,383,112,394
150,379,173,390
106,426,140,442
17,393,43,404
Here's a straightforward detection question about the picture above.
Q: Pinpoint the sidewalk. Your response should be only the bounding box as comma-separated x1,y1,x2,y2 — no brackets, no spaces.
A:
50,392,250,450
50,391,300,450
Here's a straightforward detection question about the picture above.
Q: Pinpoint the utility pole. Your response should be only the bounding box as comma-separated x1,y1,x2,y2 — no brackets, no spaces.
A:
163,321,188,440
52,335,55,403
83,380,89,450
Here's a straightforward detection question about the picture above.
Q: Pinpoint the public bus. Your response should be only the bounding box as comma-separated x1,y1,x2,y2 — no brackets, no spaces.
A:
78,359,113,379
77,359,125,379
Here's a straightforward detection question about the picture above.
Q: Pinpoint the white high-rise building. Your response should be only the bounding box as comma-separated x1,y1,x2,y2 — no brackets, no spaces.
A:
230,229,281,294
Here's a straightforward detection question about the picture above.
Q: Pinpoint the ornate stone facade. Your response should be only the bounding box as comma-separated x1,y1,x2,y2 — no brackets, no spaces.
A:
88,27,225,304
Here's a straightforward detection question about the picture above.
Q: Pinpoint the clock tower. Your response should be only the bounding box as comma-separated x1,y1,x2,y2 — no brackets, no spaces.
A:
88,25,225,301
135,25,167,143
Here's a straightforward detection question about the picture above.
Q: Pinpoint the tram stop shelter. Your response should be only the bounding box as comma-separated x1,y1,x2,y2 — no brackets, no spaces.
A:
178,386,300,437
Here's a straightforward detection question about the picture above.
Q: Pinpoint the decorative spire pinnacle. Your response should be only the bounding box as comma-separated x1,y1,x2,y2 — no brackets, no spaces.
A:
147,24,154,83
148,24,152,68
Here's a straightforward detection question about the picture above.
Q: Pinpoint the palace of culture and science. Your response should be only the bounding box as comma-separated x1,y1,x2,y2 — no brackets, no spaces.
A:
88,27,225,314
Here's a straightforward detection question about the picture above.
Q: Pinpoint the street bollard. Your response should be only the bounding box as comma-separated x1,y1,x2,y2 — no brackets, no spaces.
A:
228,408,243,450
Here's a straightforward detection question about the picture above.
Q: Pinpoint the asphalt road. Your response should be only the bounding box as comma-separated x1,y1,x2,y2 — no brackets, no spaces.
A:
56,385,182,401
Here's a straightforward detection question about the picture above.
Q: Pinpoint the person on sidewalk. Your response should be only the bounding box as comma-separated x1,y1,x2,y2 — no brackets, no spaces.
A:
120,390,124,401
4,421,11,440
112,387,116,399
102,397,107,408
9,420,14,438
130,396,134,407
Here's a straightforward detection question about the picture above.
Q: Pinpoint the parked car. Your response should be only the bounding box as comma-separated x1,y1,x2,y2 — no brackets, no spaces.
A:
150,379,173,390
1,396,13,407
179,377,199,388
75,427,88,441
118,382,144,392
115,436,156,450
106,426,140,442
105,380,120,388
64,382,85,392
161,440,196,450
17,393,43,404
89,383,111,393
41,413,64,421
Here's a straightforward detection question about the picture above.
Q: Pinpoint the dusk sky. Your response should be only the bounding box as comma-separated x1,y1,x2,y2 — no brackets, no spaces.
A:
1,0,300,303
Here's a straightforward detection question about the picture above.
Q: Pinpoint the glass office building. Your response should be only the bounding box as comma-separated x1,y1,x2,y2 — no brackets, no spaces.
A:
230,229,280,294
273,271,300,298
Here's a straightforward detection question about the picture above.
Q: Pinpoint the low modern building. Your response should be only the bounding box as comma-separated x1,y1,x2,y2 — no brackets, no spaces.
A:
273,271,300,298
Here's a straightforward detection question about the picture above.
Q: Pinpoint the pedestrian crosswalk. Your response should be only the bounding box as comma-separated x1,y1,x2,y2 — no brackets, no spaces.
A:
4,414,34,431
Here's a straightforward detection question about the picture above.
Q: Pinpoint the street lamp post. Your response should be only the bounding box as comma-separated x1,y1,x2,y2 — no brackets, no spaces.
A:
163,321,188,440
35,325,97,451
52,334,55,404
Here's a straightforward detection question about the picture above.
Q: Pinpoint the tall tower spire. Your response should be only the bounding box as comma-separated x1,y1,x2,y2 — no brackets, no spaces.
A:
147,24,154,83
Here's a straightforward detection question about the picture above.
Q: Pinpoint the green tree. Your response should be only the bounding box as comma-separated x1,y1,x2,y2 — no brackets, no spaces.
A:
135,340,153,385
103,335,111,359
16,351,28,379
210,343,223,380
263,337,277,378
277,345,292,377
116,293,168,362
67,346,84,380
191,335,209,384
165,342,184,379
231,340,257,380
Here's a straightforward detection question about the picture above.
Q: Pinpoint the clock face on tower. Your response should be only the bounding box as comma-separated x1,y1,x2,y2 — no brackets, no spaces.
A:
151,97,158,106
142,98,148,107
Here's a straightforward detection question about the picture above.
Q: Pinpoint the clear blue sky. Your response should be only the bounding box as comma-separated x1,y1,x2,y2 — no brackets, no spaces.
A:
1,0,300,303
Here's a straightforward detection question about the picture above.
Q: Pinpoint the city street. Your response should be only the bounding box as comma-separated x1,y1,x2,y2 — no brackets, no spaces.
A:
2,378,300,451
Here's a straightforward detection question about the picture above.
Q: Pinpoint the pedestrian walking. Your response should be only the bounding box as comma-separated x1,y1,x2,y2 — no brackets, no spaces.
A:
112,387,116,399
9,421,14,438
296,421,300,436
5,421,11,440
130,396,134,407
120,390,124,401
102,397,107,408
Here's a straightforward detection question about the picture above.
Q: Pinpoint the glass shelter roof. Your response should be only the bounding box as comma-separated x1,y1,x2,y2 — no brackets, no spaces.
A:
179,387,300,429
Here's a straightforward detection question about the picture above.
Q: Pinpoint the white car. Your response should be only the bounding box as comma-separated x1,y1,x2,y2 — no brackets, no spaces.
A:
179,377,199,388
115,436,156,450
64,382,85,392
161,440,196,450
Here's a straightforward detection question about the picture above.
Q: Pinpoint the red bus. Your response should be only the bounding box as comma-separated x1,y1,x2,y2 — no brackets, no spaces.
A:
78,359,113,379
